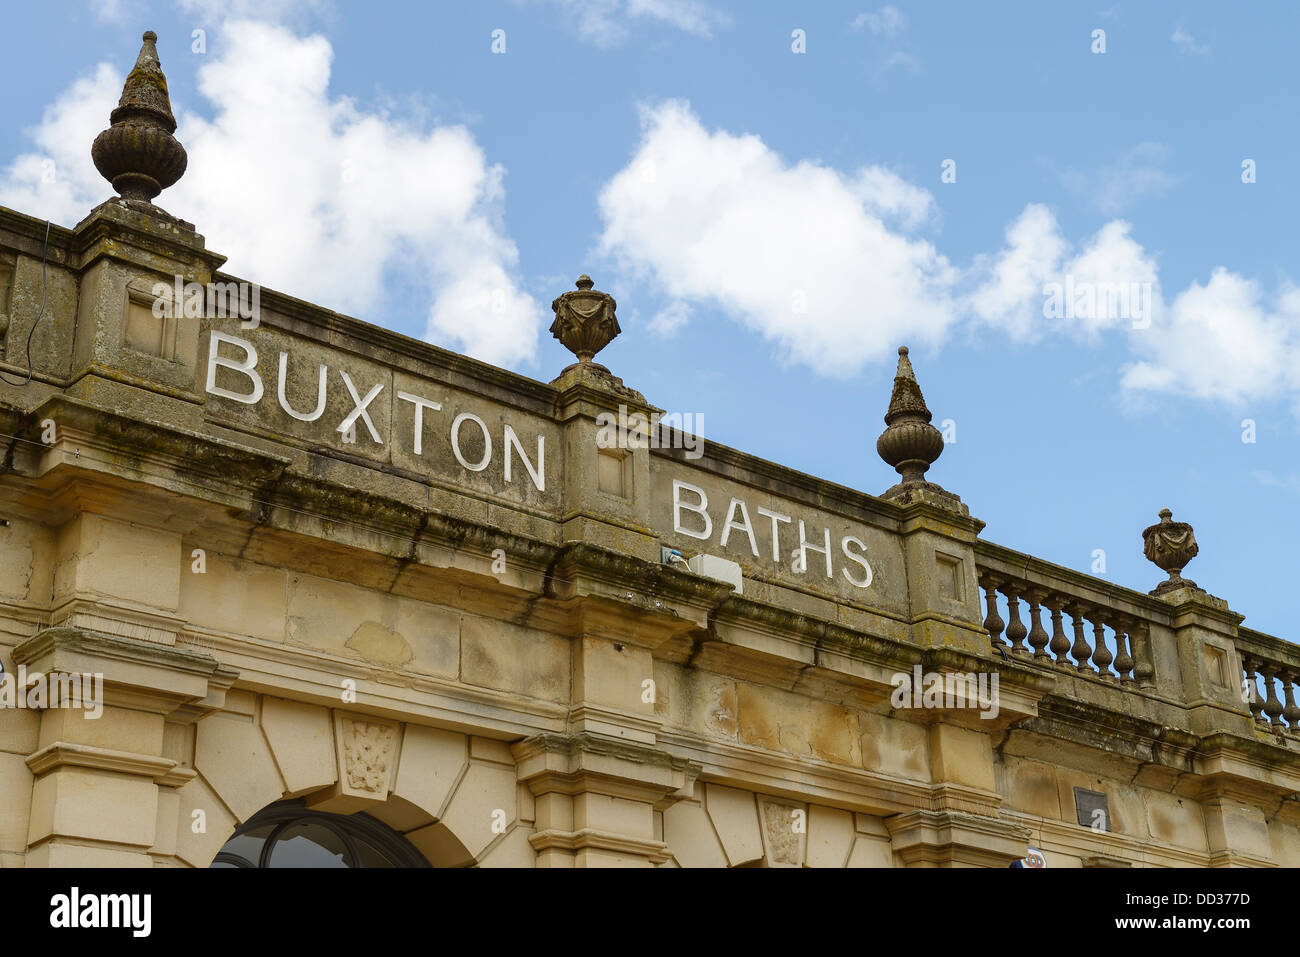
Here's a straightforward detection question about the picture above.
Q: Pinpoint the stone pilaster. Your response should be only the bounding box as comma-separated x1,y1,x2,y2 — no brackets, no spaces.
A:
13,626,235,866
513,733,698,867
1160,588,1253,736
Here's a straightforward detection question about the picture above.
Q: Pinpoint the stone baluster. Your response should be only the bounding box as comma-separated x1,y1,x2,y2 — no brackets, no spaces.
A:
1001,583,1028,657
980,573,1006,651
1090,616,1113,679
1262,664,1285,728
1131,621,1155,690
1046,597,1071,668
1282,670,1300,733
1242,656,1266,726
1066,603,1092,673
1112,615,1134,684
1026,589,1050,660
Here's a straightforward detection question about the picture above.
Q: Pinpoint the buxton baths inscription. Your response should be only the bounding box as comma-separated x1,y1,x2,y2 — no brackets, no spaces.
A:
671,479,874,589
205,331,876,594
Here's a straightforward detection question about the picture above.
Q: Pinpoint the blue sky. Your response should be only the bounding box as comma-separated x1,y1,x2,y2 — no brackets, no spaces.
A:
1,1,1296,636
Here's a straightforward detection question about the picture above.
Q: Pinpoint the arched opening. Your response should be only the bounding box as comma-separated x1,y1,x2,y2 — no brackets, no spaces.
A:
210,799,431,868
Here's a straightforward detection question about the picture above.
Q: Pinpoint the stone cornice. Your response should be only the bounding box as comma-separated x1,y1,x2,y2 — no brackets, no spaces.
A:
13,626,238,720
19,393,293,492
1236,627,1300,673
15,626,222,678
527,827,672,864
711,593,918,665
656,729,934,817
26,741,196,787
1007,696,1197,780
512,732,702,806
70,199,227,274
1190,732,1300,800
548,541,737,608
1006,812,1212,867
886,808,1031,867
0,205,77,260
974,539,1178,623
1162,589,1246,630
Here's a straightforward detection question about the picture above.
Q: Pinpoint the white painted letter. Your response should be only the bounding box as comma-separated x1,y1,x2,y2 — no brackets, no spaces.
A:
451,412,492,471
205,331,263,405
756,506,791,562
797,520,832,578
277,352,327,421
840,535,873,588
504,425,545,491
396,390,442,455
718,498,759,557
337,371,384,444
672,479,712,540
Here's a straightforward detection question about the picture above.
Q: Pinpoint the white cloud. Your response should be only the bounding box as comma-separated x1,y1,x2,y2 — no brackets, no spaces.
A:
1172,25,1209,56
0,20,540,368
852,165,935,230
1122,271,1300,405
598,100,1300,414
525,0,729,47
0,64,120,225
1060,142,1177,215
967,204,1070,341
628,0,727,37
649,299,692,336
968,209,1160,341
851,6,907,36
176,0,331,25
597,101,959,375
92,0,146,23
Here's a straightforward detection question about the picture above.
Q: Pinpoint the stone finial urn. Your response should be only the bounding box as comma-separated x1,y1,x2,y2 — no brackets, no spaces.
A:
91,31,188,204
1142,508,1200,595
550,275,620,366
876,346,946,494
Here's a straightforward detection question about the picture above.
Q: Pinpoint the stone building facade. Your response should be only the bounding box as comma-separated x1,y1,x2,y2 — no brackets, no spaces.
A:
1,32,1299,868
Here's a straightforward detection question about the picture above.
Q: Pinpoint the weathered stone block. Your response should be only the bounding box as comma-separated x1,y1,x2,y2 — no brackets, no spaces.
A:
260,697,336,796
704,784,763,866
28,767,158,847
460,615,569,703
179,552,287,643
194,712,285,822
439,763,518,858
737,682,860,765
662,798,728,868
393,725,467,820
805,805,854,868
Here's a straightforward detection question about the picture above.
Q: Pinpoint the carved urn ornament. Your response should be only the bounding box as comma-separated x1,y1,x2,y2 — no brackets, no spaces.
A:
876,346,946,496
92,31,188,204
550,275,621,367
1142,508,1200,595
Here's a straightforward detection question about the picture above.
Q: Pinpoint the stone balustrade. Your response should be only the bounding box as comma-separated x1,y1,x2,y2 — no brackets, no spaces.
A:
1236,627,1300,736
977,537,1300,763
975,542,1161,691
